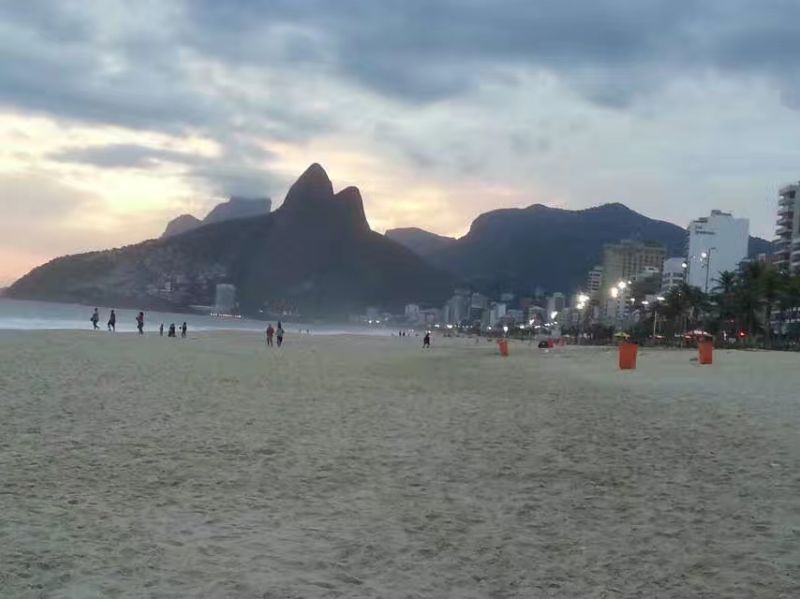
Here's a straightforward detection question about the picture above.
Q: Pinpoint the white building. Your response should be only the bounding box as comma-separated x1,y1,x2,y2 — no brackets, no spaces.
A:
214,284,236,314
404,304,421,323
686,210,749,292
774,182,800,275
443,289,471,324
488,302,506,327
661,257,686,292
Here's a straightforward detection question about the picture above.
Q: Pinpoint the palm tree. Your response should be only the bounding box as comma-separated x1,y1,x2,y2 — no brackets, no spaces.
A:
759,268,786,347
712,270,738,336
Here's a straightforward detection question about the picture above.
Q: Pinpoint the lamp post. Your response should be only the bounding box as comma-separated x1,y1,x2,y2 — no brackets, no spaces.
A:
576,293,590,344
701,247,717,294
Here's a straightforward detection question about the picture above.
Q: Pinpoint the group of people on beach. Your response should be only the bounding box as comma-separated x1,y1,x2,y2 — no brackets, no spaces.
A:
91,307,118,332
159,322,187,338
265,322,285,347
90,308,183,338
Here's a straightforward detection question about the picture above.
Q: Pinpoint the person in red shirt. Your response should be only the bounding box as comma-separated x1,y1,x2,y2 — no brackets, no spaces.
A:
266,324,275,347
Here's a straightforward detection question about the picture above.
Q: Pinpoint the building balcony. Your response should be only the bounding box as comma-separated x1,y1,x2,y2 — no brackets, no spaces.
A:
773,238,791,249
776,225,792,235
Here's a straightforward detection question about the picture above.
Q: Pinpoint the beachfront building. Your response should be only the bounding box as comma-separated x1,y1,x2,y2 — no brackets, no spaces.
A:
214,284,236,314
404,303,421,323
603,282,631,326
546,293,566,317
602,240,666,294
686,210,749,292
661,257,686,292
506,309,525,324
586,266,603,294
488,302,507,327
443,289,471,325
774,182,800,275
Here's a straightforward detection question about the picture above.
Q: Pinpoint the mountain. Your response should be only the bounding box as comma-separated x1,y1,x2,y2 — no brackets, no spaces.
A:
162,214,202,238
418,202,771,295
161,196,272,238
385,227,456,257
203,196,271,225
8,165,454,316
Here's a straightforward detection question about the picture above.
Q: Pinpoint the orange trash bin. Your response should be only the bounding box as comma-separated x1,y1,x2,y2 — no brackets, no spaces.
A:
698,340,713,365
619,342,638,370
498,339,509,357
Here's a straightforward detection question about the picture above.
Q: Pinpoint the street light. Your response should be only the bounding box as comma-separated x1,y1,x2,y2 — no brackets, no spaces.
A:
702,247,717,293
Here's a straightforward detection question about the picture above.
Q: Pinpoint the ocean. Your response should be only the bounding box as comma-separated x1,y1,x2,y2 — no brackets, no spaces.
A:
0,298,388,336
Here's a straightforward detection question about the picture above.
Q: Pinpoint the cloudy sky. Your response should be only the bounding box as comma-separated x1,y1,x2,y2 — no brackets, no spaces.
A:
1,1,798,284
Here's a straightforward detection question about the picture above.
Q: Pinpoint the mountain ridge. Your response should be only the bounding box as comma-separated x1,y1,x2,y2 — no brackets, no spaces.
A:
387,202,772,295
8,164,454,316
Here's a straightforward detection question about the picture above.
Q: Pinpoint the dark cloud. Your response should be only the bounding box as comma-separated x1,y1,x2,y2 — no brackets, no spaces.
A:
50,141,282,198
51,144,198,169
2,1,800,200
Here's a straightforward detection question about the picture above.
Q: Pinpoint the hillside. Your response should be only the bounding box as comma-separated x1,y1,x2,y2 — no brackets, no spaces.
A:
8,165,454,316
419,203,770,295
385,227,456,257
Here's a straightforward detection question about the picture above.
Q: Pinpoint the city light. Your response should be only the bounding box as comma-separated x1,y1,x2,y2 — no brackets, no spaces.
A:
610,287,619,298
550,311,558,320
656,295,665,301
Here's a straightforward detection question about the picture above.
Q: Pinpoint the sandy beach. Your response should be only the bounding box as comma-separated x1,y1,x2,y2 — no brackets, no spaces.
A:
1,331,799,598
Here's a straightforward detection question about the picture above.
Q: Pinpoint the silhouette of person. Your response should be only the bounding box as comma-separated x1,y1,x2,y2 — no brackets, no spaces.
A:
181,322,187,338
423,332,431,348
276,322,284,347
266,324,274,347
159,323,164,337
90,308,100,330
168,323,176,338
136,312,144,335
107,309,116,332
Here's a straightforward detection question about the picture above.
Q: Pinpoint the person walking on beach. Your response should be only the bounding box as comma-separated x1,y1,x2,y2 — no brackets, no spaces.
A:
159,323,164,337
90,308,100,330
181,322,187,338
136,312,144,335
266,324,274,347
168,323,176,338
423,331,431,349
276,322,284,348
107,309,116,332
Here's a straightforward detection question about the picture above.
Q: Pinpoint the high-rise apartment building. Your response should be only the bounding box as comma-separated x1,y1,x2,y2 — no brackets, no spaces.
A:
586,266,603,294
661,257,686,292
775,183,800,275
686,210,749,292
602,241,666,292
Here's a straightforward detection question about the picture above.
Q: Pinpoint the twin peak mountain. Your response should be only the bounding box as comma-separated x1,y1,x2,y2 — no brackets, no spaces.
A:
8,164,452,315
8,163,770,316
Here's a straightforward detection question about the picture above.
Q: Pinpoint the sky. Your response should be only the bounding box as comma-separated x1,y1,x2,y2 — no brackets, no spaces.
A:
2,1,800,285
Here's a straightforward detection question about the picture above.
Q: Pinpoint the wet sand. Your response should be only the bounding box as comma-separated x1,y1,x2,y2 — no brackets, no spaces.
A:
1,332,799,597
